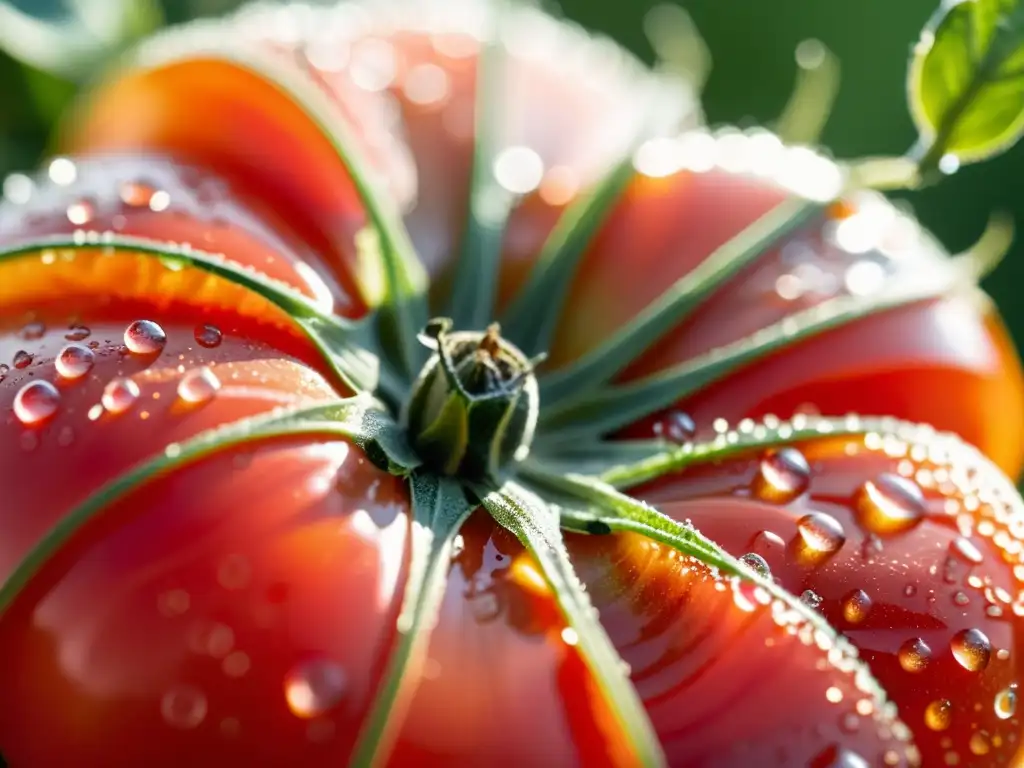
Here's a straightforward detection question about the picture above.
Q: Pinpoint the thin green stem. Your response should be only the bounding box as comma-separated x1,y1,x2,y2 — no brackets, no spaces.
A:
540,198,823,405
0,234,402,398
0,396,418,616
350,474,474,768
445,8,512,331
476,481,666,768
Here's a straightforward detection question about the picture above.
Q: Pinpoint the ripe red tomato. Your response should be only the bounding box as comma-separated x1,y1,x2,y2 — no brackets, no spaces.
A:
0,2,1020,767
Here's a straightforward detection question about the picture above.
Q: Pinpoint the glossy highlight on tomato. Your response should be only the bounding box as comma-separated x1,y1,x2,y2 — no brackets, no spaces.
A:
0,1,1022,767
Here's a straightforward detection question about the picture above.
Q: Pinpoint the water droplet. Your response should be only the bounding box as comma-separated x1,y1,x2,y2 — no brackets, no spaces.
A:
19,321,45,340
969,731,991,756
48,157,76,185
652,410,696,443
739,552,771,578
57,425,75,446
560,627,579,646
995,686,1018,719
953,590,970,607
810,745,869,768
951,628,992,672
55,343,95,380
13,350,32,369
66,200,94,225
178,366,221,404
284,658,347,719
64,324,90,341
752,447,811,503
124,319,167,355
904,584,918,598
925,699,953,731
801,589,823,610
898,638,931,673
194,324,223,348
948,537,984,566
101,377,140,414
223,651,251,678
13,380,60,425
795,512,846,561
161,685,208,729
842,589,872,624
749,529,786,559
853,473,926,535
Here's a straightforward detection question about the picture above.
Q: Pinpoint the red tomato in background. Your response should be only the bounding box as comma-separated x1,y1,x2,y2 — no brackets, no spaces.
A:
0,1,1020,766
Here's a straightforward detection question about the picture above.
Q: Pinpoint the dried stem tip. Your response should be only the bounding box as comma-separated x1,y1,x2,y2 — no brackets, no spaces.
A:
404,318,541,480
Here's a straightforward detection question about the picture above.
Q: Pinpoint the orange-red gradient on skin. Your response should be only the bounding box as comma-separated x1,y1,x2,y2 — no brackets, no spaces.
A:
62,2,1024,477
0,233,914,765
638,422,1024,767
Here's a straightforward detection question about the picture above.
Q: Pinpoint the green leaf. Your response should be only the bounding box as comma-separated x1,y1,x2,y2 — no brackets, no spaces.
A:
445,13,513,331
500,155,637,358
0,0,162,80
474,480,666,767
0,234,391,397
564,414,902,491
529,439,669,480
540,198,823,406
0,395,419,616
537,256,965,445
909,0,1024,172
350,473,475,768
123,36,429,382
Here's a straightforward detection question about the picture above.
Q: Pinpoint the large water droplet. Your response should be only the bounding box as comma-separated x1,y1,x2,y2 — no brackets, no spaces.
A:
161,685,208,729
194,323,223,348
284,659,348,719
64,324,91,341
969,731,991,756
794,512,846,562
853,473,926,535
739,552,771,578
13,380,60,425
752,447,811,503
102,377,140,414
948,537,984,566
55,343,95,380
842,589,872,624
19,321,45,340
124,319,167,355
178,366,221,404
995,685,1018,719
801,589,823,610
13,350,32,369
924,699,952,731
652,410,696,443
951,628,991,672
898,637,931,673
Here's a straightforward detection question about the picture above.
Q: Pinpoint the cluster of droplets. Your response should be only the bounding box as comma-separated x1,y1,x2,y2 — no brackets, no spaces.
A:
9,318,227,430
0,156,344,315
690,412,1024,764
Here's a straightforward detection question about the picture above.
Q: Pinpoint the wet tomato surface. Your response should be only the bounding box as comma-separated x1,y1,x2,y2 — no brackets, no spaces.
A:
0,2,1021,767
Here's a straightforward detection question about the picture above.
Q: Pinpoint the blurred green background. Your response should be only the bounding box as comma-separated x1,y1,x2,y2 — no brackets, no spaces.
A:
1,0,1021,364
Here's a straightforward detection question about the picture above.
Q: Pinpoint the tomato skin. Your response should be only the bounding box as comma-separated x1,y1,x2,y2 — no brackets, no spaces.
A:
3,1,1023,765
64,6,1024,478
640,426,1024,767
0,174,916,765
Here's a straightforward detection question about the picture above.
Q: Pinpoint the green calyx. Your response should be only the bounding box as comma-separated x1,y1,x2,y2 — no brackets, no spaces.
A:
404,318,541,481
